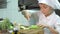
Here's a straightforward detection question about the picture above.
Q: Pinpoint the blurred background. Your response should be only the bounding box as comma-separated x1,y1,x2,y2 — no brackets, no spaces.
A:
0,0,60,26
0,0,7,9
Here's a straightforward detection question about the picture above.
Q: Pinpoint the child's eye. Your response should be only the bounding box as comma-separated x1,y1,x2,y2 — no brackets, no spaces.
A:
43,6,48,8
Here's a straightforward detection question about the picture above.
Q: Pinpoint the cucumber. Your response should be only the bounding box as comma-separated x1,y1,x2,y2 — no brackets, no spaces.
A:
29,25,39,29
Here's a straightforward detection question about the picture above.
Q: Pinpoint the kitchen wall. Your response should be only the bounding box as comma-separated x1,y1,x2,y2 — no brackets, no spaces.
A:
0,0,29,26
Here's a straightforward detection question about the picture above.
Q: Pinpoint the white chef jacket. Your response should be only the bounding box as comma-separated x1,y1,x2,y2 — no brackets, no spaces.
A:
29,11,60,34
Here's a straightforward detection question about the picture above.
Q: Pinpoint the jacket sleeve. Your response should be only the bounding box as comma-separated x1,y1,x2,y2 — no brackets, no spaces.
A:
29,13,39,25
54,18,60,34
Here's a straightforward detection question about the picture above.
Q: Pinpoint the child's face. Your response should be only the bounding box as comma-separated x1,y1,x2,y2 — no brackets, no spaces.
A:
39,3,53,16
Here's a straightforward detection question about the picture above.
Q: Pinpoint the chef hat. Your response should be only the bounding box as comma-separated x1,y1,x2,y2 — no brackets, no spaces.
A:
37,0,60,10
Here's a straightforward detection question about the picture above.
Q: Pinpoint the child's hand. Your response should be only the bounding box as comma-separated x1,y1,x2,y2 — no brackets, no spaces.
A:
22,10,31,20
37,23,49,28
